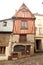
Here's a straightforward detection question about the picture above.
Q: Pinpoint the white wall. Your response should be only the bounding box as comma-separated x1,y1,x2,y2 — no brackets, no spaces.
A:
0,19,13,32
35,15,43,35
0,56,8,60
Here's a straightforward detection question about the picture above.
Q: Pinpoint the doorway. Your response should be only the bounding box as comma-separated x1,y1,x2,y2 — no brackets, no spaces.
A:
35,39,42,51
26,45,30,55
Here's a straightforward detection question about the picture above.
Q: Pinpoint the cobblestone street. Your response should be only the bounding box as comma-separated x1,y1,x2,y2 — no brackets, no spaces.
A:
0,53,43,65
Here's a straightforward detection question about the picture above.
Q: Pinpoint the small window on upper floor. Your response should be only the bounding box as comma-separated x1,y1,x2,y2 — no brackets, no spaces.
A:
3,21,7,27
37,19,41,24
39,27,42,34
21,20,27,29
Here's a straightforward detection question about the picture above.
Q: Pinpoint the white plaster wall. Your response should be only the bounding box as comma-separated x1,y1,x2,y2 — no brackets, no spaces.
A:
5,42,12,56
0,19,13,32
0,56,8,60
35,15,43,35
5,35,12,56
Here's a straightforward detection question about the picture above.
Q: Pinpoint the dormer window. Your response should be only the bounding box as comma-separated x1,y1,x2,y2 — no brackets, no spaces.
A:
21,20,27,29
3,21,7,26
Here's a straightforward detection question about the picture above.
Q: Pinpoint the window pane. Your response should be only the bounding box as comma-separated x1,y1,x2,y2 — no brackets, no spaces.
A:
22,22,25,28
14,45,25,52
21,21,27,28
25,22,27,27
3,22,7,26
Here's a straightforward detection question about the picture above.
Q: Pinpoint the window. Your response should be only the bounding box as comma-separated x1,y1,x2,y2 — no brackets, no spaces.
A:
37,19,41,25
21,21,27,29
0,47,5,54
35,27,37,31
3,21,7,26
14,45,25,52
39,27,42,34
38,19,41,22
19,34,27,42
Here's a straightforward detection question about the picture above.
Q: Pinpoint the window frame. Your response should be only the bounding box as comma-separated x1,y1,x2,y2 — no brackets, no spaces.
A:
0,47,5,54
19,34,27,42
21,20,28,29
14,45,25,52
39,27,43,35
3,21,7,27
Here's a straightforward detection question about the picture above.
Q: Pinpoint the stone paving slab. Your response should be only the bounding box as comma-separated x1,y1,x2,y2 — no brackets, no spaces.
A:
0,54,43,65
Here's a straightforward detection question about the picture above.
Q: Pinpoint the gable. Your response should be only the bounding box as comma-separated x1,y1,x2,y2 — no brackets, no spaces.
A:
15,3,35,18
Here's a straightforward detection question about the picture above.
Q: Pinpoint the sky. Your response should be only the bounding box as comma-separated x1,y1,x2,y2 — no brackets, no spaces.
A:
0,0,43,20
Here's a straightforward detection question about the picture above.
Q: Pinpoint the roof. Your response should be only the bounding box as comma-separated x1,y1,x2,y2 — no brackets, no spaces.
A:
0,17,13,22
0,32,12,33
34,13,43,16
14,3,35,18
0,3,36,21
19,3,29,10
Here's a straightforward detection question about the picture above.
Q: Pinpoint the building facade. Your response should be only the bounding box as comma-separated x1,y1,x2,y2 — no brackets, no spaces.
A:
0,18,13,60
11,3,35,58
1,3,43,60
34,14,43,52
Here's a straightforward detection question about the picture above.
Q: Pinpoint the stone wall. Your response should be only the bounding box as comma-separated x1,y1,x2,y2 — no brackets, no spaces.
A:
13,35,19,43
27,34,35,42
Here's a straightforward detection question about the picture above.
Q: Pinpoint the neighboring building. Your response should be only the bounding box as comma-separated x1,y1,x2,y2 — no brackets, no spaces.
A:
12,3,35,58
34,13,43,52
0,18,13,60
0,18,13,32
